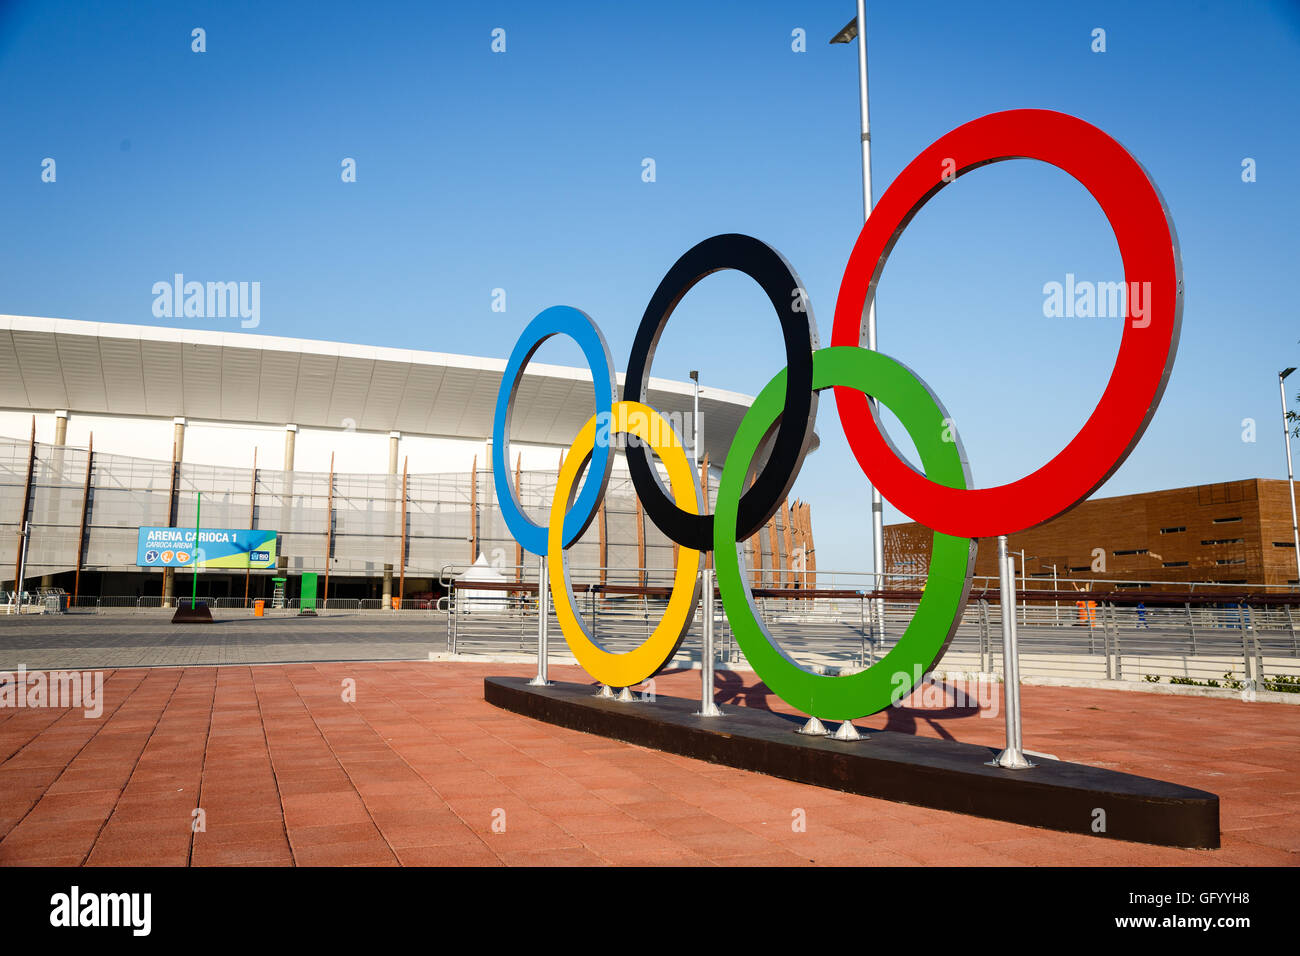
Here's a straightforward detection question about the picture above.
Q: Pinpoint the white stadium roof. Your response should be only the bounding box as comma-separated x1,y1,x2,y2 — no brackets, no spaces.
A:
0,315,816,463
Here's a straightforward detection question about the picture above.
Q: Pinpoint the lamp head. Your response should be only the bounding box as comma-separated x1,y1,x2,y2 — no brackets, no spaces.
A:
829,18,858,44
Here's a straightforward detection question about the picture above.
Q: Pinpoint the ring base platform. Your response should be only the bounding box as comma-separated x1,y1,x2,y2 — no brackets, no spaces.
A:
484,676,1219,849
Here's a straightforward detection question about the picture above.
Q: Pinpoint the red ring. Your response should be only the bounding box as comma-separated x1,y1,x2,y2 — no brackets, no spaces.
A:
831,109,1182,538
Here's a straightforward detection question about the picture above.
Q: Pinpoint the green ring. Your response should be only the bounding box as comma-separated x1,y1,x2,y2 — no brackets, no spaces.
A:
714,346,977,720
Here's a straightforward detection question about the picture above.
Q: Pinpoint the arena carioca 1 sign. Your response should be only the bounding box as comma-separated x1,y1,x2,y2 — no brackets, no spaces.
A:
135,527,278,570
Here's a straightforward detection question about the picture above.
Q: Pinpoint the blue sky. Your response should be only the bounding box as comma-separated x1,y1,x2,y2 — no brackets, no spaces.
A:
1,0,1298,573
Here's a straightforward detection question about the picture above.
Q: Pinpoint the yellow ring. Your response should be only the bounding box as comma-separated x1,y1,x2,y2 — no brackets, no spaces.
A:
548,400,703,688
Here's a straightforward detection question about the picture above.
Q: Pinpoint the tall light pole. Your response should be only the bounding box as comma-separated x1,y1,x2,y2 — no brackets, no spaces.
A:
831,2,885,632
689,370,701,468
1280,368,1300,588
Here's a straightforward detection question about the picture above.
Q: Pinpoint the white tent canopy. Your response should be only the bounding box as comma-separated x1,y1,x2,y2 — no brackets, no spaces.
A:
455,553,509,611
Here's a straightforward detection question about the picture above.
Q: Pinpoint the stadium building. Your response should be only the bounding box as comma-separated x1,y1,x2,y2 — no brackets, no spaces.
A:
0,315,818,607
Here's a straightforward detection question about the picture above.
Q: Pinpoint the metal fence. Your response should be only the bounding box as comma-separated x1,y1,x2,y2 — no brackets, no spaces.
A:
26,595,448,614
0,435,805,586
443,567,1300,692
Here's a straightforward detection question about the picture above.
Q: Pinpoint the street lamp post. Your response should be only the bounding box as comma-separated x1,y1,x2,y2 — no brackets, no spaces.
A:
1280,368,1300,588
689,370,700,468
831,2,885,638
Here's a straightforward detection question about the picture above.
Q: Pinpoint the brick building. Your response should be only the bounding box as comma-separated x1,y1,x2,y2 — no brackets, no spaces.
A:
884,479,1300,591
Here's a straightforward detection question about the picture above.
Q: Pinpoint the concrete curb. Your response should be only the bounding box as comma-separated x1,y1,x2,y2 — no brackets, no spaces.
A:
1018,673,1300,704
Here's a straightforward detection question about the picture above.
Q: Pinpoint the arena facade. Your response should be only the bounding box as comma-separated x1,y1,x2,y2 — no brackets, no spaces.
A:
0,315,818,606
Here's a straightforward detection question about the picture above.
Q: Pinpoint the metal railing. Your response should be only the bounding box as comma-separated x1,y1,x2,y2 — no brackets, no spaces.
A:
442,567,1300,691
12,594,447,614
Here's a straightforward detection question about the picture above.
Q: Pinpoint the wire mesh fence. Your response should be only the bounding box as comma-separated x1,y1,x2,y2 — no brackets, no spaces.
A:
0,436,804,588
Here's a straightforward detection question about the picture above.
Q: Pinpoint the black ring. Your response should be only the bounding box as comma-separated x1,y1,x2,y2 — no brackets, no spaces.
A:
623,233,819,551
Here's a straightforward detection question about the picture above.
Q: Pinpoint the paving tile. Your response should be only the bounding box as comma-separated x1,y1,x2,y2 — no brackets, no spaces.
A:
394,842,501,866
0,658,1292,867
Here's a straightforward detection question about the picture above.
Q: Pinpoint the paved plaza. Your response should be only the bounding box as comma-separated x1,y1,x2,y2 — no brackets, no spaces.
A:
0,613,448,670
0,656,1295,866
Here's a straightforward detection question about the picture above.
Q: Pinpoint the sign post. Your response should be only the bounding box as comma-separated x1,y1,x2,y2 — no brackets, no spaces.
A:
171,492,214,623
191,491,201,611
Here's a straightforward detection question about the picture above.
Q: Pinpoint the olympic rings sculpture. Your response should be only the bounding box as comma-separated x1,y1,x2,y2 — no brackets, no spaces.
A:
491,109,1183,719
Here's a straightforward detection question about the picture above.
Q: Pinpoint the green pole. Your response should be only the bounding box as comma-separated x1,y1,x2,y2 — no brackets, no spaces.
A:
191,491,201,609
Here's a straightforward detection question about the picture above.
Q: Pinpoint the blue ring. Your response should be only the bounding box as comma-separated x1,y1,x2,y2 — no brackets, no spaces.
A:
492,306,617,555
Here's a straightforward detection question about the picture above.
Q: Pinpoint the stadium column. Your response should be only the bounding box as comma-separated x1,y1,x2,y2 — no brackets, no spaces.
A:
398,456,408,607
283,424,297,471
383,431,399,609
42,410,69,587
161,417,186,607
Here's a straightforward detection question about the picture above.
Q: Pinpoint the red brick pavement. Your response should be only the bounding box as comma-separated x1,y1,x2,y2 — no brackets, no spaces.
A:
0,661,1295,866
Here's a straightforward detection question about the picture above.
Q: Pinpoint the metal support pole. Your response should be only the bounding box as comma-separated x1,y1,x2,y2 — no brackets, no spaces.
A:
1242,605,1262,688
324,453,334,603
14,521,31,611
1279,372,1300,586
12,418,35,605
1052,564,1059,625
190,491,201,610
990,536,1033,769
1241,607,1253,686
1102,602,1113,679
528,556,551,686
979,598,990,673
244,450,257,609
1018,549,1027,627
73,434,93,608
1251,606,1262,688
832,1,887,644
1110,604,1123,680
691,372,701,467
697,567,723,716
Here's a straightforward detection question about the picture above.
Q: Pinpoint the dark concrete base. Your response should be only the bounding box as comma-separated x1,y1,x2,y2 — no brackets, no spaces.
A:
484,676,1220,849
170,604,213,624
